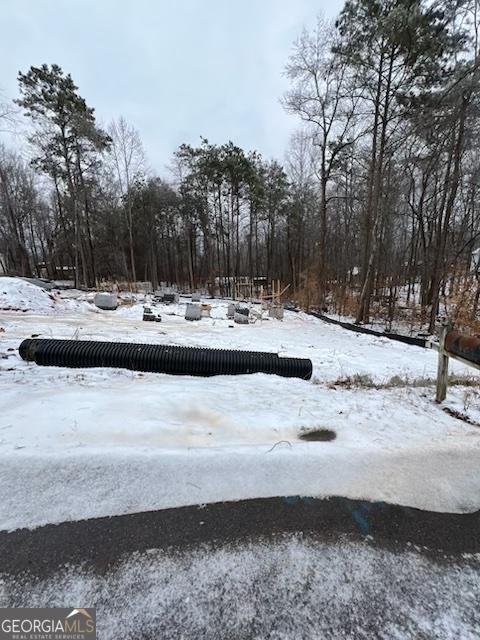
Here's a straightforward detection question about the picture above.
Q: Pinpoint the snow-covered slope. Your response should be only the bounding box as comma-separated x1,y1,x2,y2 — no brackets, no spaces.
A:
1,295,480,530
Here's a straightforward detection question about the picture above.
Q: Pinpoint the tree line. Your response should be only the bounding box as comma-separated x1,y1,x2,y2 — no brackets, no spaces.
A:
1,0,480,332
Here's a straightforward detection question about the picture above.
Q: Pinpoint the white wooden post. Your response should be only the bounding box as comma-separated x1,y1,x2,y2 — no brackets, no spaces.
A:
436,322,450,404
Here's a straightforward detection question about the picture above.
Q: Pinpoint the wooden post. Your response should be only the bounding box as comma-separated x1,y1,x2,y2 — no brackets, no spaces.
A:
436,322,450,404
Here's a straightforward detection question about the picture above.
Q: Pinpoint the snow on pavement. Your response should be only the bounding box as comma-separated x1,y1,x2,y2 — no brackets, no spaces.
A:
2,536,479,640
1,277,480,530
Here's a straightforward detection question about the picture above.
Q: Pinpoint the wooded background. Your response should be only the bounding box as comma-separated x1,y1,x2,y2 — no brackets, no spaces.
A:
2,0,480,333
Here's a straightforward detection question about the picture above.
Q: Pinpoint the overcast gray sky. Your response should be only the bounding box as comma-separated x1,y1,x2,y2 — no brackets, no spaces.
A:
2,0,344,172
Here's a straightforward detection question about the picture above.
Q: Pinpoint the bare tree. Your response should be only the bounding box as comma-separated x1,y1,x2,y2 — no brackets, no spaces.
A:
109,116,145,283
283,16,359,302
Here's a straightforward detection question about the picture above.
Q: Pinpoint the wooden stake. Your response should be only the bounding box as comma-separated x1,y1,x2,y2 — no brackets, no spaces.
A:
278,283,291,298
436,322,449,404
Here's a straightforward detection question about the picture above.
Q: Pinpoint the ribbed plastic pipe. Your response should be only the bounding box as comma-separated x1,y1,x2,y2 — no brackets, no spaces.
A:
19,339,312,380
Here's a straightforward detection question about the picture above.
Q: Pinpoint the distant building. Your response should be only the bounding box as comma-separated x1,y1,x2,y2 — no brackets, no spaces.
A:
36,262,75,281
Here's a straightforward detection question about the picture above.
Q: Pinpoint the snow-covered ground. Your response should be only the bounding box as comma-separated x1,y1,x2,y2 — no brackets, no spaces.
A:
1,276,480,530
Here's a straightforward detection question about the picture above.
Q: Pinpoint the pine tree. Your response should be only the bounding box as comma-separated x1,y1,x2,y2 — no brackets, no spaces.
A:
16,64,110,287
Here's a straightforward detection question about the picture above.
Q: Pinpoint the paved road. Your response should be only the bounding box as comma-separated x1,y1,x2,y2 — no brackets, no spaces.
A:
1,498,479,639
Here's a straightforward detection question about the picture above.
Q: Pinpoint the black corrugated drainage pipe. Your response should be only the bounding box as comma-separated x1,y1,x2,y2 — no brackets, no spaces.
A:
19,339,313,380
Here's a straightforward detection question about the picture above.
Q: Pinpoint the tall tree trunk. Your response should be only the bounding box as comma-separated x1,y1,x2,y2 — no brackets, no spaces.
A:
428,90,470,333
356,44,393,324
